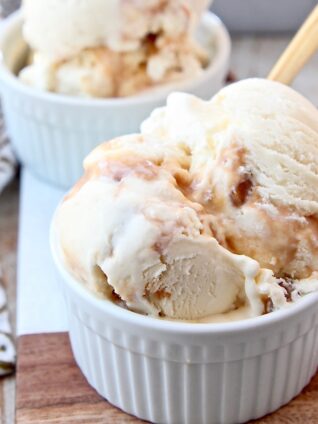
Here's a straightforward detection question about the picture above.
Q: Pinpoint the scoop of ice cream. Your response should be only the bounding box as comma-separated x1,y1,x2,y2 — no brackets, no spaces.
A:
19,41,207,98
142,79,318,279
22,0,211,61
55,79,318,321
20,0,209,97
55,134,265,319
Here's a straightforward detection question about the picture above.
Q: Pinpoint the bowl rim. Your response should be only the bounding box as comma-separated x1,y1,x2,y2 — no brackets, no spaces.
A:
50,218,318,335
0,10,231,107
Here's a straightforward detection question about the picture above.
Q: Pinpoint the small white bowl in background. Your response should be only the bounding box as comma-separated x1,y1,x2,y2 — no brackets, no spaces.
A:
50,222,318,424
0,10,230,189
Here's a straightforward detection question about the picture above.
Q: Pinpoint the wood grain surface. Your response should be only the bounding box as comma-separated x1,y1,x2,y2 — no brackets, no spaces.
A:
16,332,318,424
16,333,141,424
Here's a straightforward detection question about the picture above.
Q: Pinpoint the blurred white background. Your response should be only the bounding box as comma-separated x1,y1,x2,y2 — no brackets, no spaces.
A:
212,0,317,32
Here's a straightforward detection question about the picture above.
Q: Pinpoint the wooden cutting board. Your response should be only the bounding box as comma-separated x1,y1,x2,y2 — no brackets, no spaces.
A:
16,332,318,424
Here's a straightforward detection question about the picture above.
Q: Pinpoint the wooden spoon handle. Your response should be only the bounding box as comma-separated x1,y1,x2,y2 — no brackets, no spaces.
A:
268,5,318,84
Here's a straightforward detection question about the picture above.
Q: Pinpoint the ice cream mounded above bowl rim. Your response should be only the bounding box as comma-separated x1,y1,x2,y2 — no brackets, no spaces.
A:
18,0,218,99
52,78,318,324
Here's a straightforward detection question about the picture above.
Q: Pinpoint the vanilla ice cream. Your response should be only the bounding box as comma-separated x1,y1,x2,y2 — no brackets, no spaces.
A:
19,0,211,97
142,79,318,279
55,79,318,322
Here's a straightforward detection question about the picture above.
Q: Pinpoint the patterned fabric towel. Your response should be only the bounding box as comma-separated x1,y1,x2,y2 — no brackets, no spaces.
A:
0,1,19,194
0,269,15,376
0,117,16,195
0,1,20,376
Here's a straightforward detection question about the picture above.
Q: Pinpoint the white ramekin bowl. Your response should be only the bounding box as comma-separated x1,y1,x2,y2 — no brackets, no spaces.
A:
0,10,230,189
51,226,318,424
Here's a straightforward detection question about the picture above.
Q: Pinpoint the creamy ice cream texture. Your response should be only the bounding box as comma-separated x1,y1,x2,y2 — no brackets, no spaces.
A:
55,79,318,321
19,0,211,97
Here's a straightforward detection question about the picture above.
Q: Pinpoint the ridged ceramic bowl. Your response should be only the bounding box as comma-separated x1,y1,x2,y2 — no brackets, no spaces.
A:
50,224,318,424
0,10,230,189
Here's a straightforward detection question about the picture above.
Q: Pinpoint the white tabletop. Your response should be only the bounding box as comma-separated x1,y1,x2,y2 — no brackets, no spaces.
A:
17,170,67,335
